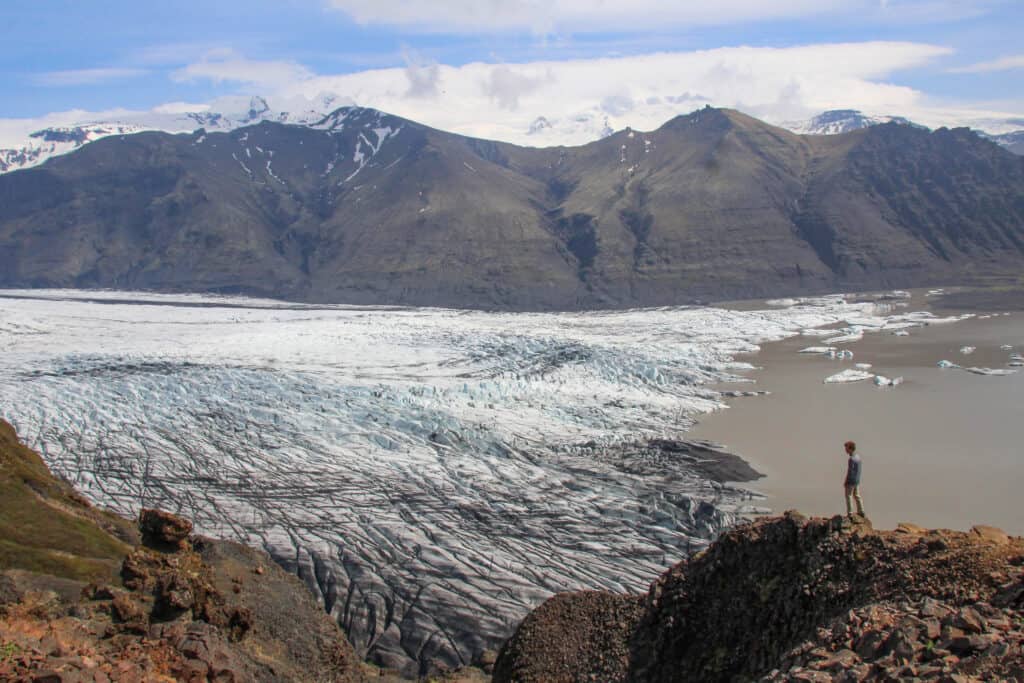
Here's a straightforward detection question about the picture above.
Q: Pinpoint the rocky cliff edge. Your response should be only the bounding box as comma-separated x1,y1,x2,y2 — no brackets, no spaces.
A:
494,512,1024,682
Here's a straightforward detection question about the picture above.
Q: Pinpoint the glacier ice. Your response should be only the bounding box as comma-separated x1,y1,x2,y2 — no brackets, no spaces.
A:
0,288,960,674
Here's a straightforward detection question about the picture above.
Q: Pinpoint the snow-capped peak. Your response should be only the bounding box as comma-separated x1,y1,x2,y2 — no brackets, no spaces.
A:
783,109,923,136
0,94,350,175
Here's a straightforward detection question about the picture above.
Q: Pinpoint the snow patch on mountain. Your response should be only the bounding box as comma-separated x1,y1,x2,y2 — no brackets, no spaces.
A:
980,129,1024,155
524,111,615,145
0,94,347,174
782,109,1024,155
783,109,923,135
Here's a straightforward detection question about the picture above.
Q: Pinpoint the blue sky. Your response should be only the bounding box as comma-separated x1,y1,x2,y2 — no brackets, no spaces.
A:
2,0,1023,144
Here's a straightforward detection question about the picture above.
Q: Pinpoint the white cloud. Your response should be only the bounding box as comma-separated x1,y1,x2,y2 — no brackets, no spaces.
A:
324,0,993,33
278,42,955,144
6,41,1024,154
327,0,845,33
402,49,442,98
170,49,313,89
482,65,550,110
32,68,149,86
950,54,1024,74
151,101,212,115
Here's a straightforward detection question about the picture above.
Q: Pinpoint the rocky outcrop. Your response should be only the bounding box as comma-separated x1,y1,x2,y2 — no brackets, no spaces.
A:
495,513,1024,682
0,419,367,682
138,508,194,550
763,590,1024,681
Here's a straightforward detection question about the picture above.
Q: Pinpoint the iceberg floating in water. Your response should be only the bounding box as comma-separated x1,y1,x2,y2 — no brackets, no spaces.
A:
874,375,904,387
799,346,835,354
1000,345,1014,351
937,359,1018,376
960,346,976,355
892,330,910,337
855,363,873,370
828,349,854,360
824,328,864,344
824,369,874,383
963,367,1019,376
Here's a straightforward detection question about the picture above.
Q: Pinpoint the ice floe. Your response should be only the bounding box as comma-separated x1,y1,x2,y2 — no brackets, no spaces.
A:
799,346,836,354
855,363,873,370
963,367,1019,376
937,359,1019,376
824,369,875,383
960,346,976,355
873,375,904,387
824,328,864,344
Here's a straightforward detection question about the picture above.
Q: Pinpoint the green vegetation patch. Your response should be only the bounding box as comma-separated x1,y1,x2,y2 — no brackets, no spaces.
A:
0,421,129,582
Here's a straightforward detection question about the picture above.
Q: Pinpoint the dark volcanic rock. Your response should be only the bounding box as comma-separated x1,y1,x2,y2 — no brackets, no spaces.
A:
494,591,643,683
494,513,1024,682
1,107,1022,309
139,508,194,550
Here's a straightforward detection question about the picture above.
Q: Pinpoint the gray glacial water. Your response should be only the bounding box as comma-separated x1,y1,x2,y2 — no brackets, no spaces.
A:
0,289,977,675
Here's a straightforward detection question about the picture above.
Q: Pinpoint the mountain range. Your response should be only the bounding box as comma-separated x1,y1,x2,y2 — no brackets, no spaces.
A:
2,102,1023,177
1,105,1023,309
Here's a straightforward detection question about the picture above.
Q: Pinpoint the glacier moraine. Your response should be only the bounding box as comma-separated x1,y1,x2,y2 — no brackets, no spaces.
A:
0,289,952,675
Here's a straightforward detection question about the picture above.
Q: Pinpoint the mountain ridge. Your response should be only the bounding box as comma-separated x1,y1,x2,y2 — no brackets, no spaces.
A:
2,106,1023,310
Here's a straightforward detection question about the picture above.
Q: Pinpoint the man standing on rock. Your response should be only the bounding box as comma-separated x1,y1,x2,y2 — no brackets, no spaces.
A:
844,440,865,517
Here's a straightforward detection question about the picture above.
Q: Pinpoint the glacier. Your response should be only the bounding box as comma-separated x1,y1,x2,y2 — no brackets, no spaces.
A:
0,289,955,675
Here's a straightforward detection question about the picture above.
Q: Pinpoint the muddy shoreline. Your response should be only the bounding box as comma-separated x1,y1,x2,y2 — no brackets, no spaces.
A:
694,287,1024,534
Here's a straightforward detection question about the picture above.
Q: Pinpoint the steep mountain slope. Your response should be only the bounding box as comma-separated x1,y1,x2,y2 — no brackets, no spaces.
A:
1,107,1023,309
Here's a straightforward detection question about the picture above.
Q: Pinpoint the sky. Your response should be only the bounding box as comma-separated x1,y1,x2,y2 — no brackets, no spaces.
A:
1,0,1023,147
